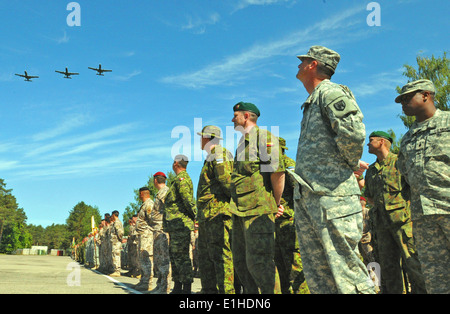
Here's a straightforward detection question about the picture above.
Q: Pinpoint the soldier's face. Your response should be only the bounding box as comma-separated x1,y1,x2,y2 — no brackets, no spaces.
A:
296,58,312,82
400,91,424,116
232,111,246,130
367,137,382,154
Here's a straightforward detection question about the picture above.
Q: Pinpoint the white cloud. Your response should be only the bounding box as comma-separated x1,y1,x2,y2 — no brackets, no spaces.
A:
182,12,220,34
161,6,366,89
111,70,142,81
32,114,90,141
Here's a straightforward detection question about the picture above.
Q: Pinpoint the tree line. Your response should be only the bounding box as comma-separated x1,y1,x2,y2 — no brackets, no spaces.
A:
0,52,447,254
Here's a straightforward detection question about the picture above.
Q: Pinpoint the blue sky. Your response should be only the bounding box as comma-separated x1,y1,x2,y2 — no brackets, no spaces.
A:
0,0,448,227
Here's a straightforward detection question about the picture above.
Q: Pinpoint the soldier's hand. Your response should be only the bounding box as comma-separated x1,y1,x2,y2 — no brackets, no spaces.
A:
275,204,284,218
354,160,369,177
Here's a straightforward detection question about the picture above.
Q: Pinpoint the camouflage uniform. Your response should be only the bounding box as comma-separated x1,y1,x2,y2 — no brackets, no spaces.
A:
135,198,155,290
110,218,124,275
164,170,197,286
96,226,106,273
197,144,235,294
231,125,284,294
364,151,426,293
293,45,374,294
126,223,140,276
275,151,308,294
398,108,450,294
151,185,171,294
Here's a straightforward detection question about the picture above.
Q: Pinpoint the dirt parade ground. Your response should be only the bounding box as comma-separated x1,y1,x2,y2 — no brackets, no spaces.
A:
0,254,201,294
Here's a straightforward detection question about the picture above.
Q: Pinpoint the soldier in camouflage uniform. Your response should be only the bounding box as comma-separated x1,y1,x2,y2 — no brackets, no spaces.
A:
125,215,140,277
164,155,197,294
275,137,308,294
109,210,124,277
364,131,426,294
230,102,285,294
396,79,450,294
196,125,235,294
293,46,375,294
149,172,171,294
134,187,155,291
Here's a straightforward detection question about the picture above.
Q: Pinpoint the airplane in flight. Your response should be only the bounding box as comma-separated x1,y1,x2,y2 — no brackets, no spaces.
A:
88,64,112,76
55,67,79,79
15,71,39,82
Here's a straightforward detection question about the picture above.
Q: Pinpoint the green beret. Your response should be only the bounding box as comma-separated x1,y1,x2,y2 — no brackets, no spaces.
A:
369,131,393,143
233,102,260,117
395,79,435,103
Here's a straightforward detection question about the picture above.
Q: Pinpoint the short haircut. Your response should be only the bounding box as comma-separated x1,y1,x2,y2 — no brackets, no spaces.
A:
245,111,258,122
139,187,150,193
112,210,119,217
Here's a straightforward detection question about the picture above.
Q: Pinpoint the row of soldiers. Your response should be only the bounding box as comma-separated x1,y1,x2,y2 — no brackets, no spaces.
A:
77,45,448,294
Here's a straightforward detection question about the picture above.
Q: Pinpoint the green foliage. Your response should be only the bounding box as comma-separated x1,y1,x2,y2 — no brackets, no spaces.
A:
387,129,402,154
66,201,101,243
0,179,31,253
397,51,449,128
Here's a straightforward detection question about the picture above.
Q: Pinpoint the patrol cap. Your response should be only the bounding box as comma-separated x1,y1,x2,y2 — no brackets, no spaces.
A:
279,137,288,150
395,79,436,103
297,45,341,74
153,171,167,178
369,131,393,143
196,125,223,139
233,101,260,117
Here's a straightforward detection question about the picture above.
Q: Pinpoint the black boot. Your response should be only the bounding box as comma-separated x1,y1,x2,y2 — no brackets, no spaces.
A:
170,281,183,294
182,283,192,294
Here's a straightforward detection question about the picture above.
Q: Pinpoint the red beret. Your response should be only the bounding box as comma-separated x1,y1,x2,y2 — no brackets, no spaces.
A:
153,172,166,178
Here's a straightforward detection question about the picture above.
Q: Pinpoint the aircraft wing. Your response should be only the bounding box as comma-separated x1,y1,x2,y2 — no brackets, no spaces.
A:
55,70,65,74
68,72,79,75
28,76,39,78
103,69,112,72
15,74,25,77
88,67,98,71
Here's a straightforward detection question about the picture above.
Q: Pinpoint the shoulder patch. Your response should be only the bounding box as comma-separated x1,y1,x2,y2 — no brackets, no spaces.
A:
333,100,346,112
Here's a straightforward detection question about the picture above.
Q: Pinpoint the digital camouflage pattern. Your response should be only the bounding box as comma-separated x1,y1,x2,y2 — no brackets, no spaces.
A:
151,185,171,293
398,109,450,294
110,218,124,275
164,170,196,285
397,109,450,219
364,152,426,293
197,144,234,293
135,198,155,290
275,153,309,294
294,77,374,294
295,79,364,200
197,145,234,221
164,170,197,232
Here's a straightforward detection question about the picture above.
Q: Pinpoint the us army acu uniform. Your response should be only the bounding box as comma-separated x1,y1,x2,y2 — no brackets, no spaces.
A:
164,168,197,291
110,216,124,276
151,184,171,294
135,197,155,291
231,102,284,294
294,46,375,294
364,132,426,294
396,80,450,294
196,126,235,294
275,138,308,294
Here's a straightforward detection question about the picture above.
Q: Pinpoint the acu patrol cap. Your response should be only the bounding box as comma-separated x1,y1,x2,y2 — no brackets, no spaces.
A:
395,79,436,103
233,101,261,117
196,125,223,139
297,45,341,74
369,131,393,143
